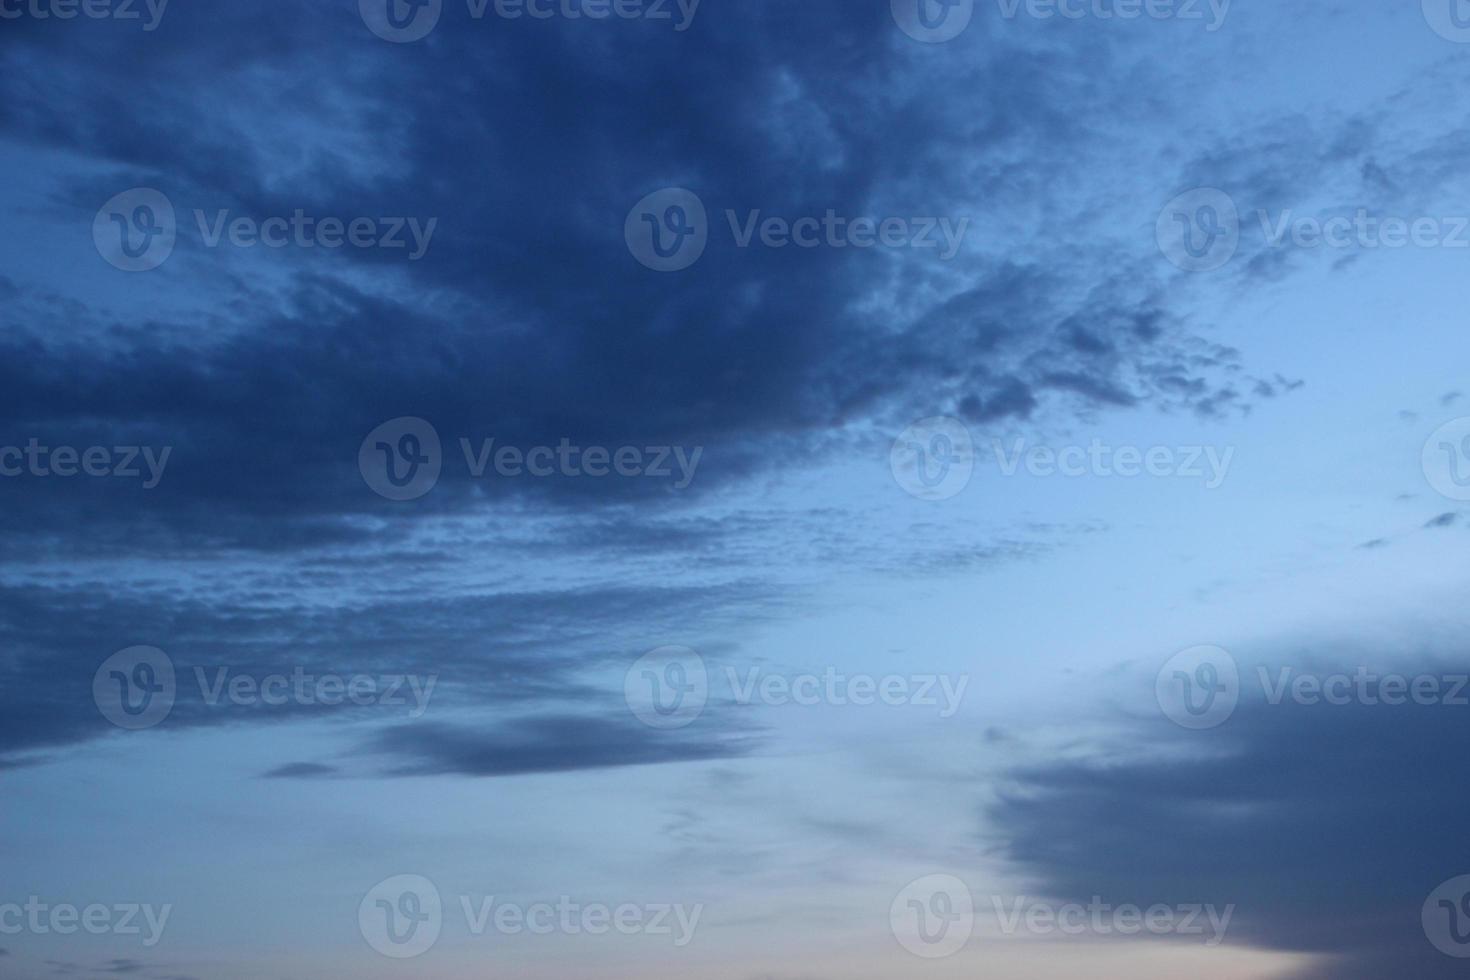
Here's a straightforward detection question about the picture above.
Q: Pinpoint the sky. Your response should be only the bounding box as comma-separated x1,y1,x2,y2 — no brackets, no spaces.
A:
4,0,1470,977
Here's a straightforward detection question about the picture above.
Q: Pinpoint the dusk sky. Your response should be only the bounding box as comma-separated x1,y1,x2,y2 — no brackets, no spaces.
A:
6,1,1470,977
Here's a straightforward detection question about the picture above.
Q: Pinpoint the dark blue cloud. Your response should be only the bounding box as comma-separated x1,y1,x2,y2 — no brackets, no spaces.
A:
360,714,760,777
0,574,780,766
261,762,339,779
991,659,1470,978
0,0,1263,560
